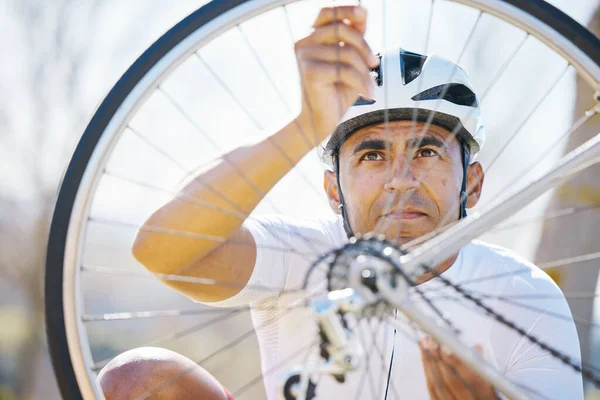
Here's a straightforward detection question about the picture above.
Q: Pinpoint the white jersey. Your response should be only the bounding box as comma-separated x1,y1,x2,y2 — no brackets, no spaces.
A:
206,215,583,400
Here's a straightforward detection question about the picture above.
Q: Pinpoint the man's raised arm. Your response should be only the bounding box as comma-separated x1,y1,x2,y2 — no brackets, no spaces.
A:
131,5,378,303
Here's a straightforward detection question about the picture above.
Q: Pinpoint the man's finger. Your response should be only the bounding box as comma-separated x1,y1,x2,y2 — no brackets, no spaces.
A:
312,6,368,34
309,23,378,68
297,44,375,78
438,349,477,400
297,60,374,98
420,338,455,400
421,350,442,400
440,345,498,399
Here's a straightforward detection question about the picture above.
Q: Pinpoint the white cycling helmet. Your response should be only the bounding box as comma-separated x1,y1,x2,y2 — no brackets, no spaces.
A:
324,48,485,164
325,48,485,236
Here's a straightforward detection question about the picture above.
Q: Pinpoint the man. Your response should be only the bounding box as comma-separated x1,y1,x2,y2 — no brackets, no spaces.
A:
100,6,583,399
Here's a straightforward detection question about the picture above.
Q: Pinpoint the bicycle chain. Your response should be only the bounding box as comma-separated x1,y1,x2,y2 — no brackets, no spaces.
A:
414,260,600,389
305,236,600,389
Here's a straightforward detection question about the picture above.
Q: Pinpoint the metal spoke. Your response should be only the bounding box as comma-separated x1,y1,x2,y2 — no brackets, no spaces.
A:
104,170,248,220
430,266,533,288
479,33,530,101
93,308,244,371
83,263,330,313
88,213,336,288
193,52,326,202
405,318,470,400
237,25,292,114
158,86,268,198
420,343,485,400
380,0,438,240
423,0,436,55
90,191,335,277
485,63,571,175
431,293,600,331
414,286,461,334
421,251,600,292
383,12,523,241
373,0,395,237
352,317,383,400
367,28,536,246
88,216,327,255
232,339,320,397
400,124,600,277
406,289,497,399
132,302,318,400
82,264,295,293
374,315,401,400
282,5,321,148
127,126,188,172
490,202,600,233
83,308,246,322
392,53,566,245
238,20,325,156
491,103,600,201
395,266,600,390
538,251,600,269
395,314,535,399
157,84,326,257
432,295,600,380
333,5,343,127
82,300,309,322
118,126,249,216
90,217,221,244
411,10,483,137
193,52,264,130
422,289,600,300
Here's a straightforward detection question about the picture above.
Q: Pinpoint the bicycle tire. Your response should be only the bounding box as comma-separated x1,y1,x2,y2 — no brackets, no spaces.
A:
44,0,600,398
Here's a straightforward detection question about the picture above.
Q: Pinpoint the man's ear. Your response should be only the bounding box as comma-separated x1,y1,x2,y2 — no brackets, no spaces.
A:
466,162,485,208
324,170,342,214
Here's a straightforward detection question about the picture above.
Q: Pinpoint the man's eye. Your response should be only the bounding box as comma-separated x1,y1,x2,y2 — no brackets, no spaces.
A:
416,148,438,158
361,152,384,161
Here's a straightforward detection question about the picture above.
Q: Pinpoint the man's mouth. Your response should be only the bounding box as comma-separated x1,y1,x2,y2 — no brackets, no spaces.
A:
382,208,427,220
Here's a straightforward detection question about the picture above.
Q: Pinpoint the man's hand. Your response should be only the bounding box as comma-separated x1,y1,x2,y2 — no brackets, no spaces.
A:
294,5,379,143
420,337,500,400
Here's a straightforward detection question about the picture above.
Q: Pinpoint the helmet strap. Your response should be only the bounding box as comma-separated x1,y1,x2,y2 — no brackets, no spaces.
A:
459,142,471,219
335,155,355,238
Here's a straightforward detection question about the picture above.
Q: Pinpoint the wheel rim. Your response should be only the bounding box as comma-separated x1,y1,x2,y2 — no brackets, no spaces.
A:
47,0,600,398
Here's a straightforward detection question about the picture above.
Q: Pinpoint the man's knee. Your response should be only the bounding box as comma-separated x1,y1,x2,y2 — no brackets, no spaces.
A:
97,347,230,400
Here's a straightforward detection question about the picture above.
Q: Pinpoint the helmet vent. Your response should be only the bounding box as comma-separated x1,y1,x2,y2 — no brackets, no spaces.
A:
370,54,383,86
354,96,376,105
411,83,478,107
400,50,427,85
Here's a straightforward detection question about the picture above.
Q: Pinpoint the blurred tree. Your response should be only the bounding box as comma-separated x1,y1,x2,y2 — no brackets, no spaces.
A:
0,1,102,397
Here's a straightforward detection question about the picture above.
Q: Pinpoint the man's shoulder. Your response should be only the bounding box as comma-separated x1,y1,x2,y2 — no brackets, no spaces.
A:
252,214,342,231
466,240,536,268
246,214,346,248
464,240,561,295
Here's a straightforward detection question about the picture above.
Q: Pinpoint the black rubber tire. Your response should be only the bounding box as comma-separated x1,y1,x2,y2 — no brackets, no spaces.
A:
44,0,600,398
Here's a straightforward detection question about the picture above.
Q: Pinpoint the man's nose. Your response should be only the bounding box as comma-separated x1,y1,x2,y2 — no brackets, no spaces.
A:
383,157,420,193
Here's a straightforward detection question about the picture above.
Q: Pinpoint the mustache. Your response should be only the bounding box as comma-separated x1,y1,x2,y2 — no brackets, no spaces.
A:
378,191,431,215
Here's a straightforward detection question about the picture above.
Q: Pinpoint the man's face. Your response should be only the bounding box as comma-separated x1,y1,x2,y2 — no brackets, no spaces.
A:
325,120,484,244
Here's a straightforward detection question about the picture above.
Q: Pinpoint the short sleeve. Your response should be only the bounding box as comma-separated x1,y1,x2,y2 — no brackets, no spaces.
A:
202,215,344,308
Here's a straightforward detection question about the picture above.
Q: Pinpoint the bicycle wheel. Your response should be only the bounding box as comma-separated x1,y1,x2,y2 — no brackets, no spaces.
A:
45,0,600,399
